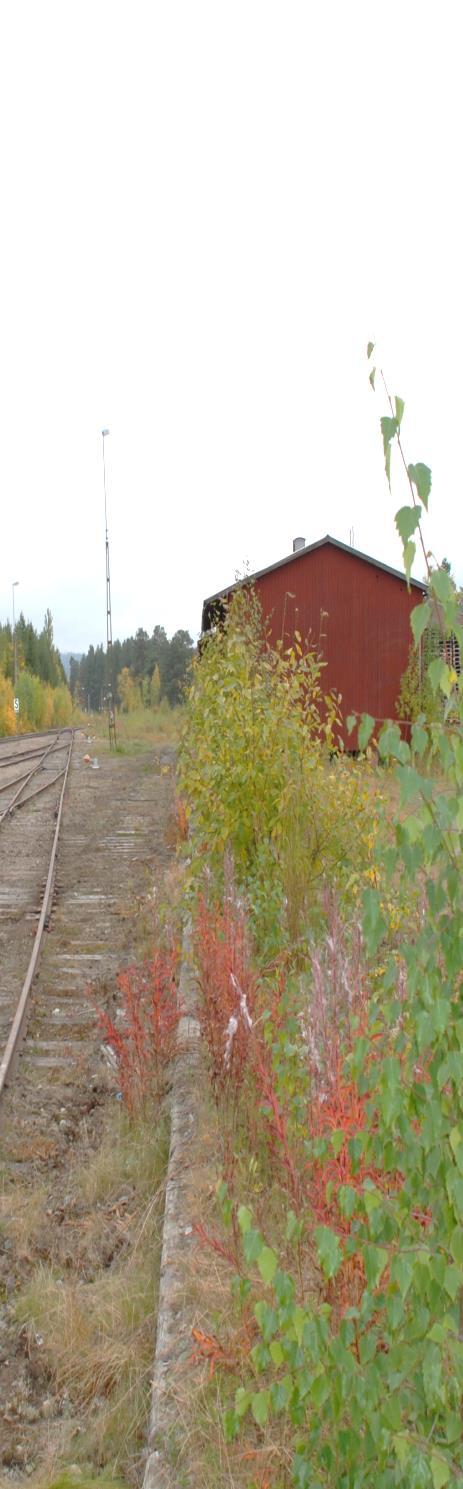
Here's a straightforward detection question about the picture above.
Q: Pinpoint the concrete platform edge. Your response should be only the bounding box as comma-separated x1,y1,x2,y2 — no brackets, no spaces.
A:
143,927,201,1489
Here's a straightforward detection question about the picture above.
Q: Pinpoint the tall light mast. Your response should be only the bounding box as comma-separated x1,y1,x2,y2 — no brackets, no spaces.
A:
102,429,116,750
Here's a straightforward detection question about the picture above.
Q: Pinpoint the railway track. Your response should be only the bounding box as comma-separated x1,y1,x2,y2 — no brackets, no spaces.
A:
0,728,73,824
0,732,175,1118
0,733,176,1472
0,730,75,1094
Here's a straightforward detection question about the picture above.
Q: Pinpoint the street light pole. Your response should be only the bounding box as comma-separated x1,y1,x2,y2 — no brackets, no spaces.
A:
101,430,116,750
12,581,19,690
12,581,19,730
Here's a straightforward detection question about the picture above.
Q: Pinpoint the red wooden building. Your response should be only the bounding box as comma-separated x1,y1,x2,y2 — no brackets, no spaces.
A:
202,535,426,741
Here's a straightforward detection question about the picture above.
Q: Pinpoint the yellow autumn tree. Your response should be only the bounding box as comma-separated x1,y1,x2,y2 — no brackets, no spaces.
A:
117,667,141,713
0,673,15,735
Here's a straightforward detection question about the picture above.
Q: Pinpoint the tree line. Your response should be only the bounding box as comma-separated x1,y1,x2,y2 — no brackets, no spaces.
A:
0,609,72,735
0,608,66,689
70,625,195,712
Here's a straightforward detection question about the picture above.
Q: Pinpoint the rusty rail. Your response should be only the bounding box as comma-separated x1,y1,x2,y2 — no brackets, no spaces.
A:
0,732,69,824
0,733,74,1097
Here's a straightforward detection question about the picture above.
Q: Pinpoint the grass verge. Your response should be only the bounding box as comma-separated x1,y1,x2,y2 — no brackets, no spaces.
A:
7,1104,168,1489
83,704,183,753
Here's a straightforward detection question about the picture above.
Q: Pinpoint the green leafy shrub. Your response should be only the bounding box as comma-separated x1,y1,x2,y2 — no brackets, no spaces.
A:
179,587,375,956
396,642,441,725
222,365,463,1489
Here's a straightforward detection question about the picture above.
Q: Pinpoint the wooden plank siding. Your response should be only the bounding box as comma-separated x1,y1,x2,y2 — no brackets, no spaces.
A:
202,538,426,743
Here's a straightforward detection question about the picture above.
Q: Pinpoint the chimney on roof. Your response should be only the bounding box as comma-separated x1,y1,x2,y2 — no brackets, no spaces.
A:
293,536,305,553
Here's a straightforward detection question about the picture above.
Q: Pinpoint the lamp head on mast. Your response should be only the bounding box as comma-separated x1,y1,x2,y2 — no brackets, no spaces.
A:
101,427,116,750
101,430,110,534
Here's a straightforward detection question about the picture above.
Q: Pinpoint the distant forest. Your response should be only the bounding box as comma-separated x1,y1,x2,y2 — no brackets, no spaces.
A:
0,610,72,734
69,626,195,711
0,609,66,689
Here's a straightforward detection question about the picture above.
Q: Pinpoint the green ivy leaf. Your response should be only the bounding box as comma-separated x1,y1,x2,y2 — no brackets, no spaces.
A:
243,1227,264,1264
331,1129,345,1156
362,887,387,954
381,415,398,447
258,1244,278,1285
381,415,399,488
430,1453,450,1488
446,1170,463,1220
449,1126,463,1174
270,1375,293,1414
251,1389,270,1426
238,1205,252,1234
369,366,376,391
443,1264,461,1300
358,713,375,752
315,1225,342,1279
367,340,375,358
410,722,428,757
395,505,421,544
378,722,409,762
422,1343,443,1409
234,1386,252,1418
337,1185,358,1221
432,567,455,606
391,1253,413,1298
428,659,454,698
450,1227,463,1264
385,441,391,487
411,600,431,646
364,1245,388,1289
403,539,416,583
395,395,405,427
346,713,356,736
393,1433,410,1467
408,462,432,509
292,1305,306,1346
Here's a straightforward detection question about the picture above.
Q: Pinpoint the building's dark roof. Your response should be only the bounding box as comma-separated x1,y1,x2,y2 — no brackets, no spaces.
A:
202,534,426,629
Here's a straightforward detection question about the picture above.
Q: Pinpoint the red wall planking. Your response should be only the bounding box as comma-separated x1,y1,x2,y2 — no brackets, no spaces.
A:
203,539,425,742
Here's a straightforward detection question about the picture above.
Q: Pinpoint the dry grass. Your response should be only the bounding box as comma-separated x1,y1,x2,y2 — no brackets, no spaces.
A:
162,1261,295,1489
0,1180,48,1262
12,1105,169,1485
84,704,183,753
7,1471,128,1489
76,1107,167,1208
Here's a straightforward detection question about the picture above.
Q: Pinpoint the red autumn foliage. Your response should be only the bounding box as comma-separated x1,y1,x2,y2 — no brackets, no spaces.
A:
193,890,256,1097
251,1042,302,1207
191,885,403,1314
192,1219,241,1272
190,1318,255,1379
97,944,181,1112
308,1056,373,1230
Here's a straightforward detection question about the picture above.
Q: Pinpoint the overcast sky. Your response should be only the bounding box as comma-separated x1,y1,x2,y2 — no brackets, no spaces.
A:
1,1,461,652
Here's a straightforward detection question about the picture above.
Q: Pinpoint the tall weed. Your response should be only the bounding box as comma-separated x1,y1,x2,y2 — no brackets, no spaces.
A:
97,944,180,1112
180,588,375,956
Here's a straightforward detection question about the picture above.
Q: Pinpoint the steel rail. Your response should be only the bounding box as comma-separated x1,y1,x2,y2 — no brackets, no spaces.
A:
0,764,37,796
0,741,71,798
0,748,46,770
0,724,74,753
0,734,71,770
10,767,66,812
0,732,68,825
0,733,74,1097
